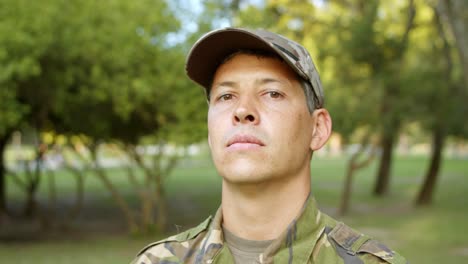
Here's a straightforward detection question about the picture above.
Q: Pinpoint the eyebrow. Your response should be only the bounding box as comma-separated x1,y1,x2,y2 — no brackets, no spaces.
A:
213,78,286,89
257,78,284,86
213,81,238,89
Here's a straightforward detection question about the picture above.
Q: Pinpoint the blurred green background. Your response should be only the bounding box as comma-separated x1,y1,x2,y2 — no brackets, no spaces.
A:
0,0,467,263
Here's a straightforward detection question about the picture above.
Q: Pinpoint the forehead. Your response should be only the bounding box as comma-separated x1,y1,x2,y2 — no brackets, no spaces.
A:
212,53,300,85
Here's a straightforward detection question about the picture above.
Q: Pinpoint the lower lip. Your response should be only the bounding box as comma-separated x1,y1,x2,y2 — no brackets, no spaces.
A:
227,142,263,151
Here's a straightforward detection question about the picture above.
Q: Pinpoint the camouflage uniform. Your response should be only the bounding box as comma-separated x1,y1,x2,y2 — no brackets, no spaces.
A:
132,28,407,264
131,197,406,264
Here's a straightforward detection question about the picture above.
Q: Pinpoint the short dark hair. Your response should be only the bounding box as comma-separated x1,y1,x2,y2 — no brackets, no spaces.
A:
207,49,317,113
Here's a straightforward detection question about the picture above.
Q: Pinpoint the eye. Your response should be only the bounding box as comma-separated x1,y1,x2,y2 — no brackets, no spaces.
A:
267,91,282,99
218,93,233,101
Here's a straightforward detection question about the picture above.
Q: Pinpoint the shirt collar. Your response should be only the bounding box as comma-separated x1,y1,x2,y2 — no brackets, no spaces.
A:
197,205,225,263
203,195,325,264
262,195,325,263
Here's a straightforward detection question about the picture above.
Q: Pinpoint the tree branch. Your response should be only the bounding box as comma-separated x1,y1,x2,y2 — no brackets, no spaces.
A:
399,0,416,54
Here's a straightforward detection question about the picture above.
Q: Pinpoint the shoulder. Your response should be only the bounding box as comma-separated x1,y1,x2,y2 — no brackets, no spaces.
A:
131,216,212,264
326,222,407,264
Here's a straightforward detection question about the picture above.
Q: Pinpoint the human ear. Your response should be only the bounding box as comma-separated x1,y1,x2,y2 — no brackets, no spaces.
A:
310,109,332,151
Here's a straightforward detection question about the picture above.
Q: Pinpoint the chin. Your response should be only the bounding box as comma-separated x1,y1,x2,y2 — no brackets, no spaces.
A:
218,162,271,184
222,174,270,185
213,152,278,180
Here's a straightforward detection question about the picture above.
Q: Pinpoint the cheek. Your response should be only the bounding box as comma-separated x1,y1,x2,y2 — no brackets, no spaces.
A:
207,108,217,129
207,132,212,148
290,112,314,144
207,109,225,147
207,117,216,146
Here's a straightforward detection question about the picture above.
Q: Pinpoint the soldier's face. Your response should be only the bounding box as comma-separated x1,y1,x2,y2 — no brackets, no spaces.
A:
207,54,316,184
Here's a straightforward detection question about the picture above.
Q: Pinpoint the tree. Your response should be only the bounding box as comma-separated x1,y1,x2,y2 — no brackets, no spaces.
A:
344,0,416,196
219,0,468,210
0,0,60,216
305,0,417,196
49,0,206,233
438,0,468,87
0,0,208,232
409,2,468,205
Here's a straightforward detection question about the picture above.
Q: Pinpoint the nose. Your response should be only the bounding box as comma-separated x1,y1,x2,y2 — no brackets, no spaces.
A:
233,97,259,125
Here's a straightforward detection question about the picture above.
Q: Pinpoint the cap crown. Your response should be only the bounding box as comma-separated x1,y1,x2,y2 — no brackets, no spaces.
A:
249,29,324,108
186,28,324,108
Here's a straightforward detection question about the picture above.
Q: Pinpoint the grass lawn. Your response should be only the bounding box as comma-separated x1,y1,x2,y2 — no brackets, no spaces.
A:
0,155,467,263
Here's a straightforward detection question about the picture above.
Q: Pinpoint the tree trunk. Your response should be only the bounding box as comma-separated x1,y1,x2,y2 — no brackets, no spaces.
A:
414,4,455,206
372,0,415,197
23,181,39,217
44,170,56,228
140,189,154,232
438,0,468,87
90,145,138,233
155,173,167,233
23,145,44,217
415,127,445,206
373,132,395,196
63,145,86,220
126,145,155,232
67,169,85,220
340,157,357,216
23,170,41,217
0,134,10,216
339,135,376,216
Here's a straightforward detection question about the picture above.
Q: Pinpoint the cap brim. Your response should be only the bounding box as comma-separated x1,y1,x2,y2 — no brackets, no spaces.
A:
185,28,282,90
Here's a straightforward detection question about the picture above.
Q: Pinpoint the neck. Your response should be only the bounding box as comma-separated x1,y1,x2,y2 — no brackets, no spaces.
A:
221,170,310,241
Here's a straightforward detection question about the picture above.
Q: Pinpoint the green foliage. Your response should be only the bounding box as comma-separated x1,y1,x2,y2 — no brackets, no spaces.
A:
0,0,58,135
0,87,28,135
317,0,418,141
233,0,467,143
400,2,468,138
52,0,192,144
0,0,207,145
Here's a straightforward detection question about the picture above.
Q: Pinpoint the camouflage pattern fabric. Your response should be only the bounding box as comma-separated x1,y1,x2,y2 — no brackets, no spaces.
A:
248,28,325,108
185,27,325,108
131,197,406,264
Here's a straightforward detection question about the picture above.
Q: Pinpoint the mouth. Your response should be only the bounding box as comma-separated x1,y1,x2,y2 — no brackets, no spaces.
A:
226,134,265,150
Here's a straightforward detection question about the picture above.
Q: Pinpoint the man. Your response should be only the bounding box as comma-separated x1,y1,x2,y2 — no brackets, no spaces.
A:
132,28,406,264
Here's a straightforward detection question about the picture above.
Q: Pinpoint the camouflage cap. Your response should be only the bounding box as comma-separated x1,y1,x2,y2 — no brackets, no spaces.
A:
185,27,324,108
